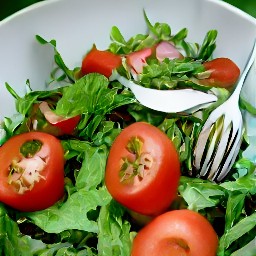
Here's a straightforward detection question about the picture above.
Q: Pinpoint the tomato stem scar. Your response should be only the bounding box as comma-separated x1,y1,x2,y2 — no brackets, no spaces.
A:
120,137,153,182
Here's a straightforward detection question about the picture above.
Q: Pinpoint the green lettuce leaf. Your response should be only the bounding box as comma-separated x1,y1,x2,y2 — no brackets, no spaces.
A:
178,176,225,211
24,186,111,234
97,201,135,256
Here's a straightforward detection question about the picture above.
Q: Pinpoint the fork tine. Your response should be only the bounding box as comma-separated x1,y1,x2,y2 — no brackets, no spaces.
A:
214,127,242,181
193,126,212,170
207,123,232,180
193,111,223,172
194,113,225,176
206,111,240,179
199,120,224,177
194,40,256,181
211,112,243,181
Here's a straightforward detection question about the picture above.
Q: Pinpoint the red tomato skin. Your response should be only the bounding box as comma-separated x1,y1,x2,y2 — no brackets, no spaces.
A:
38,101,81,135
0,132,65,212
131,209,218,256
201,57,240,88
51,115,81,135
105,122,180,216
81,48,122,78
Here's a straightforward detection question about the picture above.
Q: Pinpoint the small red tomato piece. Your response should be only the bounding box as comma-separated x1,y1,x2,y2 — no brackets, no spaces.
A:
200,57,240,88
52,115,81,134
126,47,152,73
0,132,65,212
39,101,80,135
81,47,122,78
131,209,218,256
105,122,180,216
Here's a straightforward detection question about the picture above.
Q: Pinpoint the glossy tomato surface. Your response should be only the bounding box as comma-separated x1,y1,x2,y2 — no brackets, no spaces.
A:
105,122,180,216
0,131,65,212
131,209,218,256
38,101,81,135
81,47,122,78
201,57,240,88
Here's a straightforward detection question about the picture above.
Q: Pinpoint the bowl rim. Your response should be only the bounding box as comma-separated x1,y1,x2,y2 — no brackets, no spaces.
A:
1,0,256,28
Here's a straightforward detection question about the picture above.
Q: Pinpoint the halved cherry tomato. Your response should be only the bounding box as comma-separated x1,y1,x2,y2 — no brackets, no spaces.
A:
39,101,80,135
0,132,65,212
131,209,218,256
199,57,240,88
105,122,180,216
81,47,122,78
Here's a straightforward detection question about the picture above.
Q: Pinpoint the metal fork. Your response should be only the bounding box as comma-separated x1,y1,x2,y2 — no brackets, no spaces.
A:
194,40,256,182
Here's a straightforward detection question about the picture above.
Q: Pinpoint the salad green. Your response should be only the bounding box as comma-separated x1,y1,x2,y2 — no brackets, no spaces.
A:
0,13,256,256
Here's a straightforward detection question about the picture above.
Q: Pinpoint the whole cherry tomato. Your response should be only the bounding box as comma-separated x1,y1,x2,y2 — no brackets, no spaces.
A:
105,122,180,216
131,209,218,256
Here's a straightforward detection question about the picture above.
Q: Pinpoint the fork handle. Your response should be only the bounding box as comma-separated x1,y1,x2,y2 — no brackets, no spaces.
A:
232,40,256,100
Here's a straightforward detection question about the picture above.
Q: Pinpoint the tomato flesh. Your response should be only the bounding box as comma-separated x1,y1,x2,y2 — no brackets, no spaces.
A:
81,47,122,78
0,132,65,212
126,47,152,74
155,41,183,61
126,42,182,74
105,122,180,216
131,209,218,256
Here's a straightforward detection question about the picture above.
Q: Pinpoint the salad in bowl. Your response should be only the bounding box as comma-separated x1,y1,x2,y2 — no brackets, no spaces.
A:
0,0,256,255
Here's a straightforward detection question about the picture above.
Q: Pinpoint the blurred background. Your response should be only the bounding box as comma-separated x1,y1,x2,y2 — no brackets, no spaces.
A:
0,0,256,20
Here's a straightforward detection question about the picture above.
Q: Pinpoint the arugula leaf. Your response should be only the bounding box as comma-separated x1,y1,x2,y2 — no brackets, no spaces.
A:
218,212,256,254
54,73,134,139
10,86,62,117
230,238,256,256
92,121,121,147
178,176,225,211
109,11,217,64
138,57,206,90
220,172,256,195
24,186,111,234
0,203,47,256
197,30,217,60
97,201,135,256
36,35,78,83
75,143,108,190
56,73,134,116
158,116,202,175
55,74,109,117
224,192,246,231
36,244,96,256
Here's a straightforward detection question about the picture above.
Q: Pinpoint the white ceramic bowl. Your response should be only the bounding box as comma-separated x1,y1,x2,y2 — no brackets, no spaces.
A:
0,0,256,119
0,1,256,252
0,2,256,254
0,0,256,118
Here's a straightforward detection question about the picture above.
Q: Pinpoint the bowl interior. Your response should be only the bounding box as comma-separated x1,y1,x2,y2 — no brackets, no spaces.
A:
0,0,256,119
